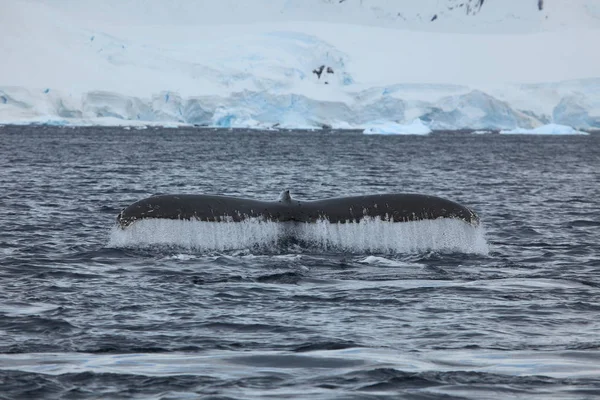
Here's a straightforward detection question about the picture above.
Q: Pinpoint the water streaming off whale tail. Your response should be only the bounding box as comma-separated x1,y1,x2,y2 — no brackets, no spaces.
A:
108,218,489,254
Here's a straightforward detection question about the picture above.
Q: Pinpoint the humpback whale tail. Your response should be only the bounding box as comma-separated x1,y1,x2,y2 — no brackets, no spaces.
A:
112,191,487,253
117,191,479,229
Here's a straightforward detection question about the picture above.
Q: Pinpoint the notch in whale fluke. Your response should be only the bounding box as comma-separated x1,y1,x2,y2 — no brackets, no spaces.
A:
277,190,292,204
116,192,480,229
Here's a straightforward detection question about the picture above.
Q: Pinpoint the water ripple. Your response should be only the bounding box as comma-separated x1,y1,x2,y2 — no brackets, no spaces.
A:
1,126,599,399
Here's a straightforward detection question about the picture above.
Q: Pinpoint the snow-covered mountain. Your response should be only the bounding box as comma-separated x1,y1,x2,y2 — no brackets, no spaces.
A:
1,0,599,131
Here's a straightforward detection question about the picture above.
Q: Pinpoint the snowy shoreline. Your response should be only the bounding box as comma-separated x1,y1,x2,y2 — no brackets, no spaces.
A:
1,122,595,136
1,80,599,132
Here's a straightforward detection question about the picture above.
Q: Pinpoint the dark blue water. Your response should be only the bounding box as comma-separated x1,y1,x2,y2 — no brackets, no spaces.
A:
1,126,600,399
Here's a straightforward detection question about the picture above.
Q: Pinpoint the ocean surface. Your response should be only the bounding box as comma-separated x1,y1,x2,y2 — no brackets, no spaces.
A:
1,125,599,399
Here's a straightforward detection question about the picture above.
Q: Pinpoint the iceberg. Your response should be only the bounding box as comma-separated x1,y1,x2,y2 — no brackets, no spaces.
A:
363,119,431,135
500,124,589,135
552,93,600,129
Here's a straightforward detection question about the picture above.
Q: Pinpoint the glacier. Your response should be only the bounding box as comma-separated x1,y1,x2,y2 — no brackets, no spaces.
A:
1,0,599,132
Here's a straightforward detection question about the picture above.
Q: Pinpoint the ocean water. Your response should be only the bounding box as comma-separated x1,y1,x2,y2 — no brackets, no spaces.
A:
1,126,599,399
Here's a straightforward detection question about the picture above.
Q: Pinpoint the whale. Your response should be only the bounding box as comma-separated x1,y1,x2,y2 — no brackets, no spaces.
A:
117,191,479,229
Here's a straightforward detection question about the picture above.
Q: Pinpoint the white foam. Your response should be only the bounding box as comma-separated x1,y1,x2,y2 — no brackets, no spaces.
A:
359,256,415,267
108,218,489,255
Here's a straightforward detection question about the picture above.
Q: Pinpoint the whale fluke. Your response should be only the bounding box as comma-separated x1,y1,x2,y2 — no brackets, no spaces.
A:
117,192,479,229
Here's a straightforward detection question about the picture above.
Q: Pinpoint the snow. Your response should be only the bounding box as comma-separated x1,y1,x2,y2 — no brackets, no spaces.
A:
500,124,589,135
363,119,431,135
1,0,599,131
